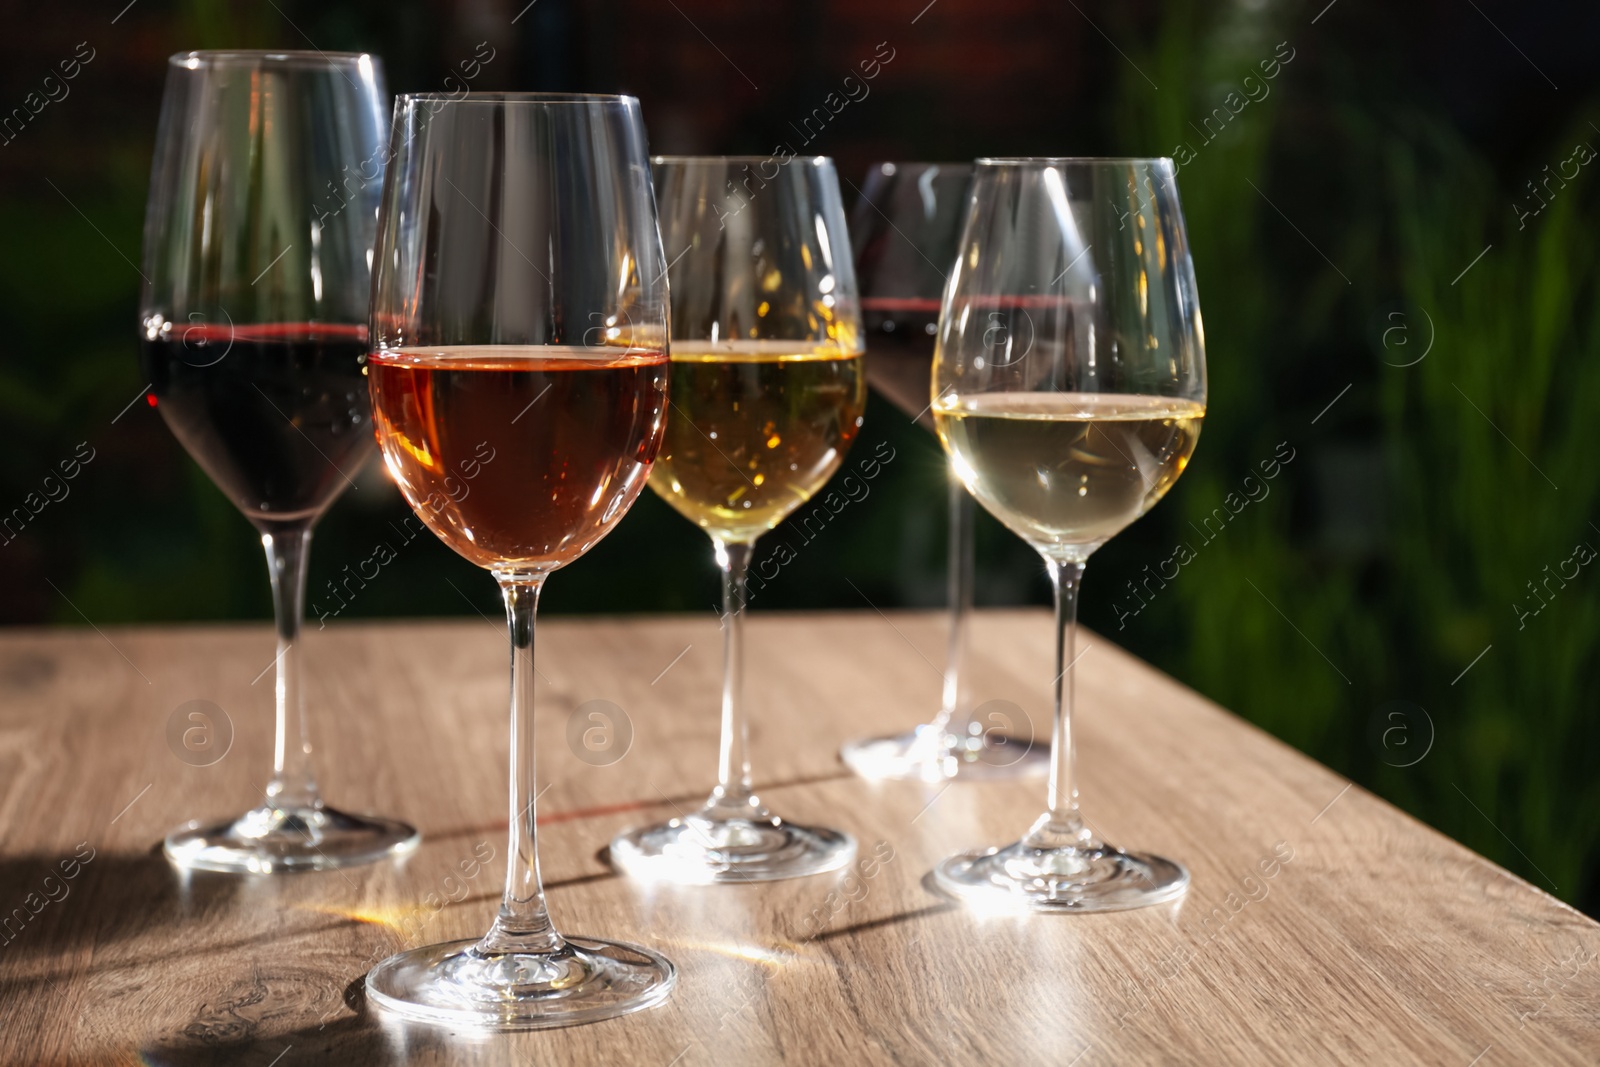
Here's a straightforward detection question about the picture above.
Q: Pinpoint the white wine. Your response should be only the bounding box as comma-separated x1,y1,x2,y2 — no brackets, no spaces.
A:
933,392,1204,554
649,340,866,542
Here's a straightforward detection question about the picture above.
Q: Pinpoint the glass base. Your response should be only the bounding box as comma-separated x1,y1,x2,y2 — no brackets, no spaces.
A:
932,837,1188,912
841,722,1049,782
610,811,855,884
366,936,676,1030
163,803,420,874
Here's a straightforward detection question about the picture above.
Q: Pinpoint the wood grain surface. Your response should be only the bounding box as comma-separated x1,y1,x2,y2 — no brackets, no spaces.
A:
0,609,1594,1066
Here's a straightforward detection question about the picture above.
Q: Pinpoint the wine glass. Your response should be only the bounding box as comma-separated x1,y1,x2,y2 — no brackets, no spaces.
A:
608,156,865,884
840,161,1048,782
140,51,419,873
929,158,1205,911
362,93,675,1028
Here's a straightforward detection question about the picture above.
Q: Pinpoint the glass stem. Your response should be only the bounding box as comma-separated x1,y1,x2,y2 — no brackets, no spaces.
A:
1026,557,1091,849
932,470,975,739
262,525,321,812
707,538,757,816
478,574,564,957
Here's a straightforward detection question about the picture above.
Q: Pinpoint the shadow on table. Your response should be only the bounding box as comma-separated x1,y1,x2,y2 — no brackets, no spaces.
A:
0,846,242,963
419,768,858,850
135,980,480,1067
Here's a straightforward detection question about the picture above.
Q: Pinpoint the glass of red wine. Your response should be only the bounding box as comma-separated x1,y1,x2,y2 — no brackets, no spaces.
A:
840,162,1047,781
139,51,419,872
362,94,676,1029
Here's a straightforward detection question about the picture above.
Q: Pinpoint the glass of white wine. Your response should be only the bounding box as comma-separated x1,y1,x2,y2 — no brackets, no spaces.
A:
929,157,1206,912
609,156,865,883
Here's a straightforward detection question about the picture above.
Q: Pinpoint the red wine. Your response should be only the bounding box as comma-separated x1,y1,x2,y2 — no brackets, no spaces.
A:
862,296,940,428
141,323,374,525
368,346,668,571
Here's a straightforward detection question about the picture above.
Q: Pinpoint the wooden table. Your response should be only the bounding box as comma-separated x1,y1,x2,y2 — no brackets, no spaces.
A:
0,610,1596,1066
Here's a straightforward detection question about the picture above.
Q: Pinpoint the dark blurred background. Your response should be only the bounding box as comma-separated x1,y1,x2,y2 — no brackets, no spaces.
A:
3,0,1598,914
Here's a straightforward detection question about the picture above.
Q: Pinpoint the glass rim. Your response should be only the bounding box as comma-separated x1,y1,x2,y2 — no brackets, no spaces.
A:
651,154,832,167
169,50,375,68
976,156,1174,167
867,160,973,171
397,91,639,106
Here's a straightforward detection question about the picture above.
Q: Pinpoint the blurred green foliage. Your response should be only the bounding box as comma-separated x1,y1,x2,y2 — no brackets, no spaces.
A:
1374,117,1600,903
1104,0,1600,911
